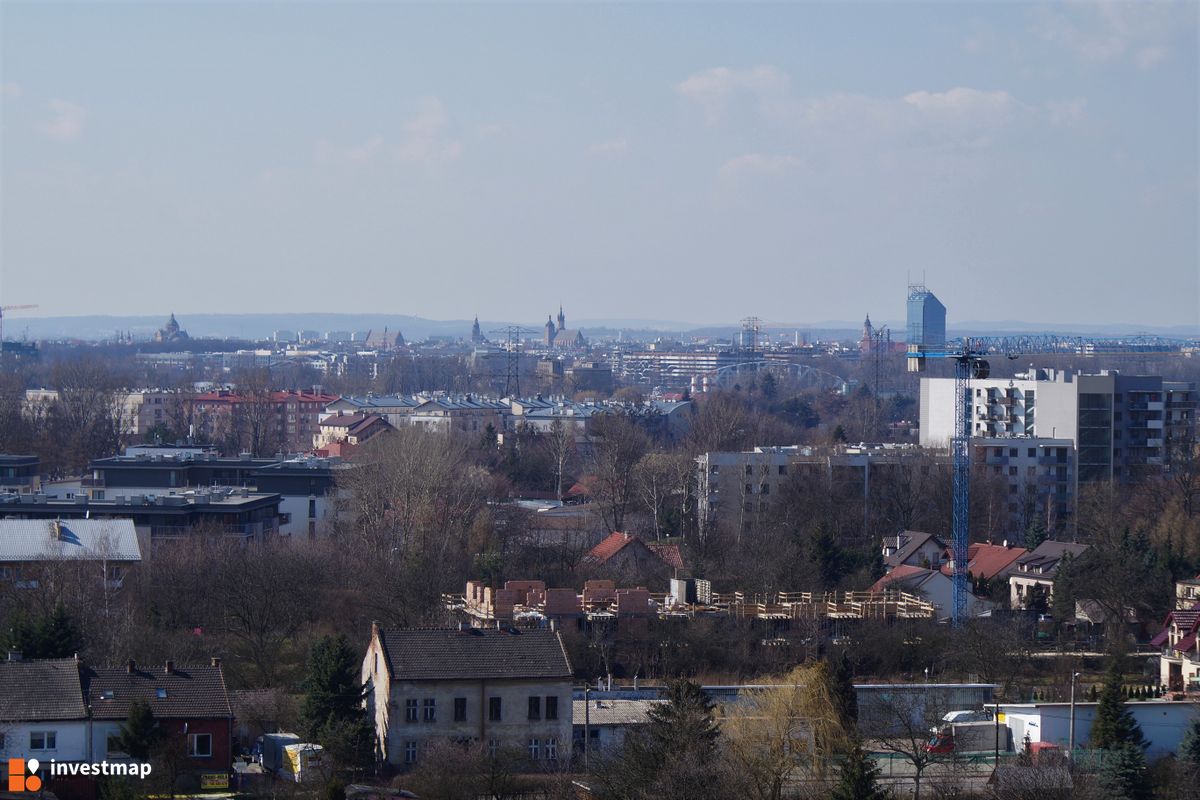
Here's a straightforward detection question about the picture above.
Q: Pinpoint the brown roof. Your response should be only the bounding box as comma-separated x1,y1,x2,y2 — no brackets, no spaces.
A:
376,627,572,682
0,658,86,721
939,542,1027,581
83,661,232,720
869,564,940,593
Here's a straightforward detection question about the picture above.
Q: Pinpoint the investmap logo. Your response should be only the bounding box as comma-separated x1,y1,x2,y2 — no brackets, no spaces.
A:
8,757,153,790
8,758,42,792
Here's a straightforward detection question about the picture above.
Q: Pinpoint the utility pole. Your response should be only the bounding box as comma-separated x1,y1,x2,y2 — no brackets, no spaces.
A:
1068,671,1080,757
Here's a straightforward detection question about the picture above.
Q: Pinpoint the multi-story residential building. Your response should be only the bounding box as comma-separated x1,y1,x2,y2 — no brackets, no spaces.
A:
0,490,281,545
922,370,1195,484
192,389,337,453
0,454,40,493
312,412,393,452
610,349,753,390
1164,381,1197,460
696,444,946,536
972,436,1076,532
361,625,573,771
1007,540,1088,609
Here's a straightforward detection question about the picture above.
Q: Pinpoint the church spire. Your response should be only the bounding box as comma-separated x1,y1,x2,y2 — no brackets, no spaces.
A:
557,305,566,331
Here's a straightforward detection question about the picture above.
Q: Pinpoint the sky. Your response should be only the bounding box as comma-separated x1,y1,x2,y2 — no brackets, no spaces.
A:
1,1,1197,329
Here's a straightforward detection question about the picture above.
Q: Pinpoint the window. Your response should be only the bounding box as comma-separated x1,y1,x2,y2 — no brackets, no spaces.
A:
453,697,467,722
744,465,753,476
528,696,541,720
545,696,558,721
745,483,753,493
489,697,502,721
1028,448,1036,458
423,698,436,722
308,498,317,519
100,689,114,700
760,483,769,495
405,698,419,723
155,688,167,699
187,733,212,758
1009,448,1018,457
404,741,418,764
545,738,558,761
30,731,56,750
528,738,541,760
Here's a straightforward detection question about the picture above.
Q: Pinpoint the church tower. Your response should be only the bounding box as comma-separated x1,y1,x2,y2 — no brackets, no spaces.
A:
557,305,566,331
861,314,874,354
544,315,557,345
471,316,483,344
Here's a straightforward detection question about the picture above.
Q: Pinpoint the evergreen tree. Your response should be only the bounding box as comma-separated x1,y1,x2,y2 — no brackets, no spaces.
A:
1090,661,1146,751
829,652,859,728
1097,744,1151,800
39,603,82,658
115,700,161,760
831,737,889,800
1051,555,1077,624
1024,517,1048,552
301,635,374,771
832,424,848,443
1179,717,1200,769
644,679,720,756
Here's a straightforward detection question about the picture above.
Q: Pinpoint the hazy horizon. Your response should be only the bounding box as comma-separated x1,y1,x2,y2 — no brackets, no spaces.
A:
3,2,1197,326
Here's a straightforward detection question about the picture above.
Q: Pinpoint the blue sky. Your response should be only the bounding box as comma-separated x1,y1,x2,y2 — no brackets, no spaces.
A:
2,1,1196,328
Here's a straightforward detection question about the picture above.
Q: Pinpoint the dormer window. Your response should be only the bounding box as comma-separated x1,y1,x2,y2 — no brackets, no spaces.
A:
156,688,167,699
100,690,114,700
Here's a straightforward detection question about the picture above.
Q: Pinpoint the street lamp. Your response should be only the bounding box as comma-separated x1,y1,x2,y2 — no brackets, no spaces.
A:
1068,671,1081,757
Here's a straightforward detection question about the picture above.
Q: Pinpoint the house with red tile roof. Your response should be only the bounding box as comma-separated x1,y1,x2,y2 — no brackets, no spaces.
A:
585,532,684,582
938,542,1028,582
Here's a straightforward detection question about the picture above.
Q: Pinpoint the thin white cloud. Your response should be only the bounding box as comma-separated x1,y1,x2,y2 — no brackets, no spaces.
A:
395,97,461,163
718,153,803,179
1045,97,1088,127
43,99,85,141
903,87,1020,128
586,137,629,157
676,65,790,123
316,135,385,165
1031,1,1181,69
1,82,21,100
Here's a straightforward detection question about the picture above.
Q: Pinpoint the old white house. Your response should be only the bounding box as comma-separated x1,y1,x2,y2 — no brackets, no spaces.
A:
361,624,573,770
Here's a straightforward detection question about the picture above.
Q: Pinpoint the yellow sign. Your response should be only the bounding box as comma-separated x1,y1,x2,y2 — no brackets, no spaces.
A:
997,713,1006,723
200,773,229,789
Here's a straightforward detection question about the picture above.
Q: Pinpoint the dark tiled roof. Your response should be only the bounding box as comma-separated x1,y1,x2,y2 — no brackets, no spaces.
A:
0,659,86,720
378,628,573,681
83,662,232,720
884,531,945,568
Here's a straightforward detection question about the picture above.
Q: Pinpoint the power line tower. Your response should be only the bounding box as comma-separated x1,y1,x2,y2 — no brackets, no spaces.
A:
740,316,762,354
488,326,537,397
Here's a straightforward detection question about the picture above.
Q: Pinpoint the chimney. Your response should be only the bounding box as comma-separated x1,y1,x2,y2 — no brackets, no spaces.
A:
7,650,22,662
165,660,174,674
51,519,63,540
210,657,221,668
127,659,136,673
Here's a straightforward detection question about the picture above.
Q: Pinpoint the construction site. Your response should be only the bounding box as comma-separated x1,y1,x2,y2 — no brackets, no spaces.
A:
445,579,936,630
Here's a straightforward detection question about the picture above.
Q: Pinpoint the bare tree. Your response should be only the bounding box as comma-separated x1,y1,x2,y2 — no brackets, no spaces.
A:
543,417,576,502
587,414,650,533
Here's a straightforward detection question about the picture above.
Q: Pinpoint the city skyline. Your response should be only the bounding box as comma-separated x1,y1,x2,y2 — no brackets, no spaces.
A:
2,2,1197,326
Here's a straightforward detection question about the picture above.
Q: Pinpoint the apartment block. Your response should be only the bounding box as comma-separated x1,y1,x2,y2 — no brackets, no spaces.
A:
922,370,1195,484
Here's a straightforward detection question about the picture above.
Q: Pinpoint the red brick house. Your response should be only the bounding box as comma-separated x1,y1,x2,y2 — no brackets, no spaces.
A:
193,390,338,453
83,658,234,790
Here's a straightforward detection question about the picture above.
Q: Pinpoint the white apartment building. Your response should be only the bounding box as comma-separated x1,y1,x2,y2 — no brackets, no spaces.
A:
922,370,1190,484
